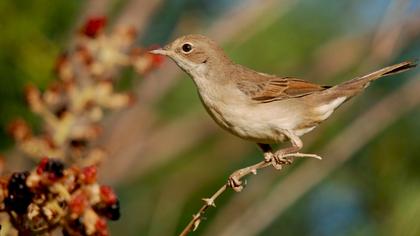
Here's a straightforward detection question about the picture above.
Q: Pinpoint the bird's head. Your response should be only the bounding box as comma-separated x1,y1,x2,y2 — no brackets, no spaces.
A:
150,34,230,78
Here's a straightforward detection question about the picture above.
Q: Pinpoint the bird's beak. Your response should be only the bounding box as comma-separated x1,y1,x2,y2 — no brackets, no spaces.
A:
149,48,170,56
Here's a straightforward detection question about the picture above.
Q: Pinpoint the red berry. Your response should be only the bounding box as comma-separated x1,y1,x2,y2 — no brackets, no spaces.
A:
69,193,88,216
82,16,107,38
82,166,97,184
100,186,117,204
95,217,109,236
37,157,49,174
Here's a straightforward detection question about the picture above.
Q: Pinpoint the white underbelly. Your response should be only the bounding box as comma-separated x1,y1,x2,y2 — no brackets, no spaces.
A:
204,99,303,143
197,86,345,143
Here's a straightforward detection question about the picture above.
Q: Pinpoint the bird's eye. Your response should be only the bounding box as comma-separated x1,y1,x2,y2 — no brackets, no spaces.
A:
182,43,193,53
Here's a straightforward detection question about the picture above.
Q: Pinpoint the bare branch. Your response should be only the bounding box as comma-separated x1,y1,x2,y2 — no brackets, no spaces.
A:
179,152,322,235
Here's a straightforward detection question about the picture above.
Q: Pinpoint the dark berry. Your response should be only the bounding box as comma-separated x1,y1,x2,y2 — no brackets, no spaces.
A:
8,171,29,193
44,159,65,179
104,200,120,221
5,171,33,213
108,201,120,220
94,200,120,221
4,194,30,213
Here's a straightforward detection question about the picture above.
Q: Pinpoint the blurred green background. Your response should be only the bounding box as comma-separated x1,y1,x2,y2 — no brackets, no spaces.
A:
1,0,420,235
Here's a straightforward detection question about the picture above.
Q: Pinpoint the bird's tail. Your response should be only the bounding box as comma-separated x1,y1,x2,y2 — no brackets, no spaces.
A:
333,60,417,97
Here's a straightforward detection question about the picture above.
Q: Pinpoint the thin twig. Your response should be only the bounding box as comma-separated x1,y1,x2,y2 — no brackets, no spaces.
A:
179,185,227,236
179,153,321,235
179,160,267,236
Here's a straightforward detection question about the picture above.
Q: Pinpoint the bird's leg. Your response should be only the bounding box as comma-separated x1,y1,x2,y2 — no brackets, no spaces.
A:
271,130,322,169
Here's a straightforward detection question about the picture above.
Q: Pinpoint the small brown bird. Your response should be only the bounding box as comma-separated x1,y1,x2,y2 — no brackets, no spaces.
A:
151,34,417,188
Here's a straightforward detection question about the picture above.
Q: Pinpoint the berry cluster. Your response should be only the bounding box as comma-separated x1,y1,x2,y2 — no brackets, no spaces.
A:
0,158,120,235
3,15,163,235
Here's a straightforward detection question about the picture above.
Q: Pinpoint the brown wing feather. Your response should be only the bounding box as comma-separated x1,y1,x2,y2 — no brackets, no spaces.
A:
233,64,330,103
244,77,330,102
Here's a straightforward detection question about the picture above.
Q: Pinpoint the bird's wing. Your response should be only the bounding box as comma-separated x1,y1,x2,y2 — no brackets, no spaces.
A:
237,75,330,103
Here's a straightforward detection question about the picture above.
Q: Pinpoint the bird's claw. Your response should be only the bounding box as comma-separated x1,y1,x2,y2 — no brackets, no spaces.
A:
264,152,274,162
263,151,291,170
270,152,293,170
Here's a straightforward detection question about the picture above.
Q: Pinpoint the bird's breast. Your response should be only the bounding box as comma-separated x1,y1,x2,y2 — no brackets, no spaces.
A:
197,88,293,143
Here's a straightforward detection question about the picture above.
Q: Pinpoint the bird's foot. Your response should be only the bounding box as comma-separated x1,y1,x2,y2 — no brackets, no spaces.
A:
271,151,293,170
263,152,274,162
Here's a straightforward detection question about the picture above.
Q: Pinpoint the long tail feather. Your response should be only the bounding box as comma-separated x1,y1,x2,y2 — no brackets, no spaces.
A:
334,60,417,97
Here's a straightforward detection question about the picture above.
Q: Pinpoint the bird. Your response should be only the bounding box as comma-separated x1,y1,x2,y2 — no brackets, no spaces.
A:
150,34,417,190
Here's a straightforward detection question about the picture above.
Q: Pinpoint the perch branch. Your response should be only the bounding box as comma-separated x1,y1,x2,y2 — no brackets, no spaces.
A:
179,153,321,236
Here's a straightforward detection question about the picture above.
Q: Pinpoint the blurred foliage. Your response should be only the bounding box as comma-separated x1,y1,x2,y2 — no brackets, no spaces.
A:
1,0,419,236
0,0,83,149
